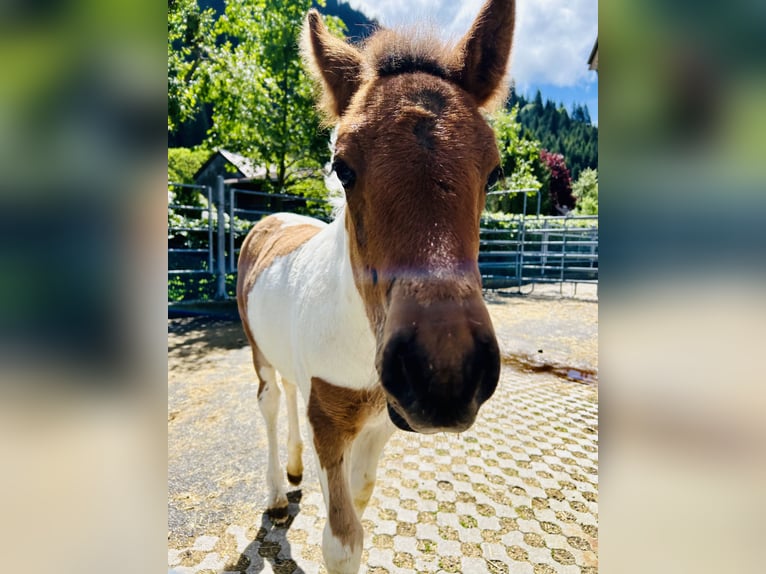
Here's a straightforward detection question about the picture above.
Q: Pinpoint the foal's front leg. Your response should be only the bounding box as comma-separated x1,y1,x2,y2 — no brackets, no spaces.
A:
315,450,363,574
308,378,384,574
350,417,394,516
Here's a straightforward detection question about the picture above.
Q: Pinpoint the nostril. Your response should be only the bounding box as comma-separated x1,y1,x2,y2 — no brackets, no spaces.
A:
381,331,421,400
462,350,485,399
474,337,500,405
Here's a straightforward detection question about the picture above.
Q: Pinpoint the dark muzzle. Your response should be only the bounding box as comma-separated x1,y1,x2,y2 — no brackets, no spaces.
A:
378,293,500,433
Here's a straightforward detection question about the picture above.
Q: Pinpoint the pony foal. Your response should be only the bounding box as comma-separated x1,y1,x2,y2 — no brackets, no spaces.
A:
236,0,515,571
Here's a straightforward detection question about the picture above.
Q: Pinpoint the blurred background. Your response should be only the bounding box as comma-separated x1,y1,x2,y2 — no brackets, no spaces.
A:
0,1,166,572
600,1,766,572
0,0,764,572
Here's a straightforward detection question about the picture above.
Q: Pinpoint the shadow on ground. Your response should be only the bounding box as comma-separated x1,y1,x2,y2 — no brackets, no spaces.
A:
168,317,248,373
225,490,306,574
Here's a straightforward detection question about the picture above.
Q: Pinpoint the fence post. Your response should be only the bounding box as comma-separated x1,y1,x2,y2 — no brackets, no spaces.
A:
215,175,227,300
229,186,235,273
590,228,597,268
559,216,569,293
541,219,549,276
517,215,525,289
207,185,214,274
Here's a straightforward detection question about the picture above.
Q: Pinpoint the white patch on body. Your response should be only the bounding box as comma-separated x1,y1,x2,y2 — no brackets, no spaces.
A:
244,207,380,568
247,209,377,400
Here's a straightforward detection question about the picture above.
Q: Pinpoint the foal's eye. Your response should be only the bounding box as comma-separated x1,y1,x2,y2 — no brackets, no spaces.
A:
486,166,504,191
332,158,356,190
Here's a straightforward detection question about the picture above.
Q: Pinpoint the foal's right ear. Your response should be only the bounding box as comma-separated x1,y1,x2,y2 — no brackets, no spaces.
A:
301,10,364,120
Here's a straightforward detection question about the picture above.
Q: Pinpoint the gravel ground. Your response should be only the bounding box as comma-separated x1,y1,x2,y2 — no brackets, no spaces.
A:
168,287,598,573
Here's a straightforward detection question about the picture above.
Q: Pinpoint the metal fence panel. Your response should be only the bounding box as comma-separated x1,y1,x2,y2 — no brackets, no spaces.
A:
168,182,597,303
478,214,598,290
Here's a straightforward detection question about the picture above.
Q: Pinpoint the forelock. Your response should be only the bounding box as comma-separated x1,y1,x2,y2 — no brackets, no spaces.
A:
362,28,453,81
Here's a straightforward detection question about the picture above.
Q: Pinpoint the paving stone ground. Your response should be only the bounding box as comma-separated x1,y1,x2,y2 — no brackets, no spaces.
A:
168,287,598,573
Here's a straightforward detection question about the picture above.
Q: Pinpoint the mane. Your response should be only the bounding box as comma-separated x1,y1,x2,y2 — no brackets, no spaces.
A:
323,127,346,219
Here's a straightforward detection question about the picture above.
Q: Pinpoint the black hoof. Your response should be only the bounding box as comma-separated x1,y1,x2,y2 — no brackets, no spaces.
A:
268,505,289,524
287,472,303,485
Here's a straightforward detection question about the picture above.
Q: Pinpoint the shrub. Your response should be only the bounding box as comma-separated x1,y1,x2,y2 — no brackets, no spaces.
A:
572,168,598,215
168,147,211,207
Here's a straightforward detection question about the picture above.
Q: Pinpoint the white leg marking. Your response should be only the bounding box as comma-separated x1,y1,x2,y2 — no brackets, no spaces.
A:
349,418,394,516
322,522,362,574
257,366,288,520
281,379,304,484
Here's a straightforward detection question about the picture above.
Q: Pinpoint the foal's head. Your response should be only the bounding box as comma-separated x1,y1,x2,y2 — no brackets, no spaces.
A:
303,0,515,433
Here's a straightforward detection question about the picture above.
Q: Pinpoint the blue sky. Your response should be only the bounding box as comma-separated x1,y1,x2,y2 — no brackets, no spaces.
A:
345,0,598,124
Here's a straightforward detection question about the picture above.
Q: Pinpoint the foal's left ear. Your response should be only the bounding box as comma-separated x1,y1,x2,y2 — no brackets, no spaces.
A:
301,10,365,120
449,0,516,107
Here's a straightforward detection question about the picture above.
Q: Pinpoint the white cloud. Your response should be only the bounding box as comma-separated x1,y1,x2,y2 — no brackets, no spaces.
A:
511,0,597,89
344,0,597,89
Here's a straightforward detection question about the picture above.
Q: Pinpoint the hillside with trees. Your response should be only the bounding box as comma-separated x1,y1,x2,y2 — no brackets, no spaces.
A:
507,88,598,182
490,105,597,216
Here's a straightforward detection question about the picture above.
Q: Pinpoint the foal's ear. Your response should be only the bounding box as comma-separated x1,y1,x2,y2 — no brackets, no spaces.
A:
301,10,364,120
449,0,515,108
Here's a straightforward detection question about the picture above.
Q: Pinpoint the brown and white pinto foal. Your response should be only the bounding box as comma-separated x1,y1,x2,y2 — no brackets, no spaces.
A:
236,0,515,571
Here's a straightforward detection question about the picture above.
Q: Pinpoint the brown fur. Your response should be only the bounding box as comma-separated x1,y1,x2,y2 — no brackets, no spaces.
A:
302,1,514,335
303,0,507,434
449,0,516,107
307,377,385,544
307,377,386,467
236,215,322,393
301,11,365,120
235,2,511,565
339,71,496,332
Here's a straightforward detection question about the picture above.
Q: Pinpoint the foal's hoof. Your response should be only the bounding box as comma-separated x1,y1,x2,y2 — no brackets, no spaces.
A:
268,505,289,524
287,471,303,486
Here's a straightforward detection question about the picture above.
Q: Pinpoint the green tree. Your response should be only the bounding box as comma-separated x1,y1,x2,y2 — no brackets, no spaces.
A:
488,106,545,214
507,89,598,181
168,0,215,132
201,0,342,192
572,167,598,215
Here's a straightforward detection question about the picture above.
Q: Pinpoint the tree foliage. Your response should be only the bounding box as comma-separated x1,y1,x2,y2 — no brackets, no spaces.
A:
572,167,598,215
204,0,345,191
168,0,215,132
168,2,598,208
317,0,378,41
168,1,345,192
488,106,546,214
168,147,212,206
